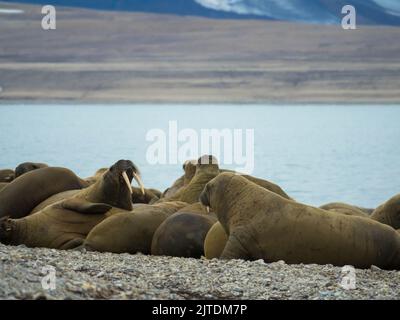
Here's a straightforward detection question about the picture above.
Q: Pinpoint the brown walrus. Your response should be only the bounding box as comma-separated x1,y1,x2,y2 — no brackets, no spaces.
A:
151,212,217,258
83,201,187,254
31,189,81,214
204,221,228,259
319,202,369,218
0,169,14,183
160,155,219,204
176,202,213,215
132,187,161,204
221,169,291,200
84,168,108,186
0,160,144,249
199,172,400,270
0,167,89,219
84,168,157,204
162,160,197,199
0,183,8,192
371,194,400,230
14,162,48,178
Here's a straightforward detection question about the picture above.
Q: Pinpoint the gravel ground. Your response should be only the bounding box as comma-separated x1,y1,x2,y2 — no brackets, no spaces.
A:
0,244,399,300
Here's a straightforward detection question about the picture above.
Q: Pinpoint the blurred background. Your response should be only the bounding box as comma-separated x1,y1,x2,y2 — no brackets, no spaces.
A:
0,0,399,103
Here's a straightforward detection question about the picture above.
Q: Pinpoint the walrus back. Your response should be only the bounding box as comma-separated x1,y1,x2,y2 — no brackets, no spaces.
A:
0,167,86,219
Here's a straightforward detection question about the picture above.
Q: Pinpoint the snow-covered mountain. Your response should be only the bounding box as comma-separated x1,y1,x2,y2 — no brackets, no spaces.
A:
3,0,400,25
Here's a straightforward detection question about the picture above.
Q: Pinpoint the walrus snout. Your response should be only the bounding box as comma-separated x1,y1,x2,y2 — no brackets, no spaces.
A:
199,186,210,208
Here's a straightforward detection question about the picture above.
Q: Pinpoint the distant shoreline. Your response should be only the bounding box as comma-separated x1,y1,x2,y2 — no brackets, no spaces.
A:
1,99,400,106
1,3,400,105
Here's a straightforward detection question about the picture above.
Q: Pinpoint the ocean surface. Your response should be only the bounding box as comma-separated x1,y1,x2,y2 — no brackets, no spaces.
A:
0,104,399,208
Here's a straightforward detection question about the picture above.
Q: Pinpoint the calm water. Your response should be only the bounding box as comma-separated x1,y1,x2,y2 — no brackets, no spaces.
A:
0,104,399,208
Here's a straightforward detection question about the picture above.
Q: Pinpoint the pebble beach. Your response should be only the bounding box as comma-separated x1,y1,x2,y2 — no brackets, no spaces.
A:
1,244,399,300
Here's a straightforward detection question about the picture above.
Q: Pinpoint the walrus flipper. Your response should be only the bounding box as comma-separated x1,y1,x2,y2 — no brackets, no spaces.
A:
61,198,112,214
220,233,251,260
60,238,85,250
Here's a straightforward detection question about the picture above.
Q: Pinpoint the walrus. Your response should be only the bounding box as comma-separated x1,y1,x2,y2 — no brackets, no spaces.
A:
319,202,369,218
160,155,219,204
84,168,108,186
132,187,161,204
83,201,187,254
0,167,89,219
151,212,217,258
204,221,228,259
176,202,213,215
221,169,291,200
199,173,400,270
0,169,14,183
371,194,400,230
162,160,197,198
0,183,8,192
14,162,48,178
0,160,144,249
31,189,81,214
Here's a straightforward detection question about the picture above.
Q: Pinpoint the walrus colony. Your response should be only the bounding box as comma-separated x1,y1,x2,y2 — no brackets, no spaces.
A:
0,156,399,269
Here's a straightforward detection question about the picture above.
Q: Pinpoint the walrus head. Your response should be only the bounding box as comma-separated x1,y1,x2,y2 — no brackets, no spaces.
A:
0,169,15,183
373,194,400,230
88,160,145,211
183,160,197,185
15,162,48,178
200,172,246,228
197,155,219,167
194,155,220,179
200,172,234,211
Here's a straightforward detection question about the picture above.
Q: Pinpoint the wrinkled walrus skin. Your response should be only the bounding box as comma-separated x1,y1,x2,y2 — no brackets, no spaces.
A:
371,194,400,230
83,201,187,254
0,167,88,219
151,212,217,258
0,160,143,250
319,202,370,218
221,169,291,200
199,173,400,270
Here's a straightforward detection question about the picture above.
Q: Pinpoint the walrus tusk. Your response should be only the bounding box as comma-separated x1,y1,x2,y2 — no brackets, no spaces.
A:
132,172,145,195
122,171,133,194
206,206,210,213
